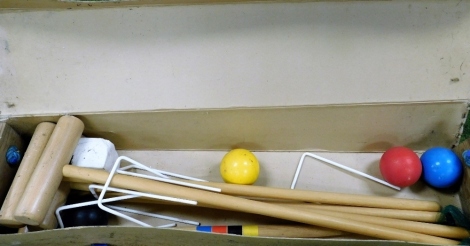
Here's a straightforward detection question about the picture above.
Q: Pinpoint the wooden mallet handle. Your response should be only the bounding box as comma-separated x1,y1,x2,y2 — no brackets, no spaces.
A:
14,116,84,225
68,181,466,239
38,182,71,229
181,180,441,212
0,122,56,227
69,182,443,223
299,206,469,239
279,204,442,223
66,176,441,212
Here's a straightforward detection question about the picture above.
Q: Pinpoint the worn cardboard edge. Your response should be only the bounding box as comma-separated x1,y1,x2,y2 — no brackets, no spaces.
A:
0,226,423,246
458,104,470,143
454,137,470,220
0,0,386,11
2,100,466,119
4,101,468,152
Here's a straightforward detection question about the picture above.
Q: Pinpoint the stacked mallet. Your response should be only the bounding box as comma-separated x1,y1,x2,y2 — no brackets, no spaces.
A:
0,116,83,229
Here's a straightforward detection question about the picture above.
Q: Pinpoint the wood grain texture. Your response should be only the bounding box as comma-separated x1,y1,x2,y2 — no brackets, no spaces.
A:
38,182,70,230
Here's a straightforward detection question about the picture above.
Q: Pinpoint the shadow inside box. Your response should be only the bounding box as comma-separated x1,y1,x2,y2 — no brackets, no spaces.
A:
0,226,19,234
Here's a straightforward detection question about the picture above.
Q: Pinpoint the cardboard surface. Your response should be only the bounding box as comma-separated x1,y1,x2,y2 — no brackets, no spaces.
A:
0,1,469,245
5,101,469,152
0,124,23,203
455,138,470,219
0,1,469,116
2,0,377,9
116,150,461,199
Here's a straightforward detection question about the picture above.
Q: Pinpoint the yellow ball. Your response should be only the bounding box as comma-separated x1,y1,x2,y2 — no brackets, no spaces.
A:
220,149,260,185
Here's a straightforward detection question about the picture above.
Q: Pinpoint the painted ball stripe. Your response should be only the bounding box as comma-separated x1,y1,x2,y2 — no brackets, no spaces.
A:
212,226,228,234
196,225,258,236
196,226,212,233
227,226,243,235
242,225,259,236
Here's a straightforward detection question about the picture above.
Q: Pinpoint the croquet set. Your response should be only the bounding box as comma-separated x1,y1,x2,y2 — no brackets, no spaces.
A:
0,1,469,245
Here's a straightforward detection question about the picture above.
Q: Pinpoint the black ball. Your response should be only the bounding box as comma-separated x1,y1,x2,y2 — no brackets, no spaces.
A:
61,194,109,228
0,225,20,234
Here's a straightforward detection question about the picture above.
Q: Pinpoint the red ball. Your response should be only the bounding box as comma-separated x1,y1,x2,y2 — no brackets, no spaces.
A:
380,147,422,188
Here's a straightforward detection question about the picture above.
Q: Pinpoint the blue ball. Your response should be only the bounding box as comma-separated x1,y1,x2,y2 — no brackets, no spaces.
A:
463,150,470,167
420,147,463,189
6,146,21,167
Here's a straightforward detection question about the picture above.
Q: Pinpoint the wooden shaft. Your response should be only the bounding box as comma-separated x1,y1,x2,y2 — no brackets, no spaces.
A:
70,182,465,239
15,116,84,226
70,182,443,223
38,182,71,229
69,182,93,192
255,224,345,238
63,166,458,245
182,180,441,212
17,226,28,234
299,207,469,239
177,224,347,238
66,178,441,212
113,196,462,238
0,122,56,227
278,204,442,223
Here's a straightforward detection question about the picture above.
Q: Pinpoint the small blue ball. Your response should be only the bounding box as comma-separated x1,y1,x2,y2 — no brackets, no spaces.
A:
6,146,21,167
463,150,470,167
420,147,463,189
